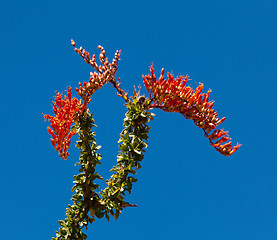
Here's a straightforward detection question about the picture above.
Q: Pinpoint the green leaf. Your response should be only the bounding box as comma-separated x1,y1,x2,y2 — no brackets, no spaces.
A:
95,211,105,219
105,212,110,222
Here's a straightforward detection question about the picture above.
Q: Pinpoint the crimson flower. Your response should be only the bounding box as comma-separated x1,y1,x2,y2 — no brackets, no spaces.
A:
143,65,241,156
71,40,123,103
44,87,86,159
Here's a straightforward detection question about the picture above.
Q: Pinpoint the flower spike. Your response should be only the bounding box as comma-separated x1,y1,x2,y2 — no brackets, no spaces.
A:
44,87,86,159
71,40,128,102
142,65,241,156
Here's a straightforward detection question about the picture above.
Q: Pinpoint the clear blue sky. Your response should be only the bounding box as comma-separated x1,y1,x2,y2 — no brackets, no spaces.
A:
1,0,276,239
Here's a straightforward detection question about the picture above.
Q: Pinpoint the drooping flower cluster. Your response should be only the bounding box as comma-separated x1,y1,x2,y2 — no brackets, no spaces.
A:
44,88,86,159
143,65,241,156
71,40,127,103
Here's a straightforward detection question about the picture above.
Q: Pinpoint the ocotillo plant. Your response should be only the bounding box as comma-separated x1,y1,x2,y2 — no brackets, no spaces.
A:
44,40,241,240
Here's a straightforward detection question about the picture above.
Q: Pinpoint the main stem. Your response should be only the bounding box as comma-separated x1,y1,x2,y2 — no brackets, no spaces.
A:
53,97,154,239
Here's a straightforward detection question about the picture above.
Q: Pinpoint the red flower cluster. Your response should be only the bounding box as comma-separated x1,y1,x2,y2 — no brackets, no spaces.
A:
143,66,241,156
71,40,124,103
44,88,86,159
76,71,109,104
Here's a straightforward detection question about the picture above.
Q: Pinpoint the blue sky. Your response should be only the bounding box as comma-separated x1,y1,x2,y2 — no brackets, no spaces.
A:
1,0,277,239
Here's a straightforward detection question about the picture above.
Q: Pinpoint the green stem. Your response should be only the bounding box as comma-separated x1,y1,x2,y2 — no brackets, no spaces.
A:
100,97,154,220
53,97,154,239
53,111,103,240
